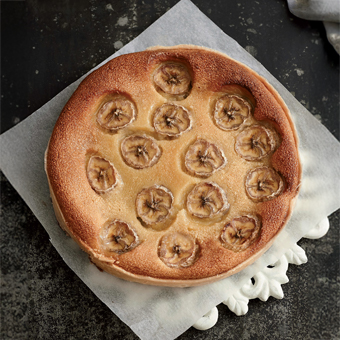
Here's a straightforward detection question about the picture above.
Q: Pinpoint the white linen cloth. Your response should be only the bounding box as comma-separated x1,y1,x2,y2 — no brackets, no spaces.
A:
287,0,340,53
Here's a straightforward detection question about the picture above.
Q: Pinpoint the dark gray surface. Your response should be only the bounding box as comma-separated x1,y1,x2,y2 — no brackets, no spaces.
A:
1,1,339,339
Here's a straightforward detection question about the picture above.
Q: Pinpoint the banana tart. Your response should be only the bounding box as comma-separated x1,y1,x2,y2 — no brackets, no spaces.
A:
45,45,301,287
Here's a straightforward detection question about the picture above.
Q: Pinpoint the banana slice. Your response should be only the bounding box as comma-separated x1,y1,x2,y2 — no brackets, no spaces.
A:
87,155,117,194
158,232,199,268
136,185,174,225
100,220,139,254
221,215,261,252
97,97,136,131
153,63,191,95
121,135,161,169
245,167,284,202
187,182,229,218
235,125,276,161
214,94,251,131
185,139,226,177
153,103,192,137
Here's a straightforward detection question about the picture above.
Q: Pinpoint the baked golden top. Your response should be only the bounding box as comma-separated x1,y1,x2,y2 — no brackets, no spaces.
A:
45,45,301,287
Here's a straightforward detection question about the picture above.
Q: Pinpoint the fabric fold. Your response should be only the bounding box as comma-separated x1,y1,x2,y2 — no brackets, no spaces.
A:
287,0,340,54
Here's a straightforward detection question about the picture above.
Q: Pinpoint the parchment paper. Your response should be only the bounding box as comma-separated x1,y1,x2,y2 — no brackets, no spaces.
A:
1,1,339,339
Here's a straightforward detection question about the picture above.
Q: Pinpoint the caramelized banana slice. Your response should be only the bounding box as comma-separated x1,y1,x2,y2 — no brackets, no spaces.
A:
136,185,174,225
235,125,276,161
221,215,261,252
121,135,161,169
214,94,251,130
185,139,226,177
97,97,136,130
100,220,139,254
87,155,117,194
153,63,191,95
187,182,229,218
245,167,284,202
158,232,199,268
153,103,191,137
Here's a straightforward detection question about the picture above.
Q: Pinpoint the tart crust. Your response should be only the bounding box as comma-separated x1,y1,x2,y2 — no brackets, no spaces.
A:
45,45,301,287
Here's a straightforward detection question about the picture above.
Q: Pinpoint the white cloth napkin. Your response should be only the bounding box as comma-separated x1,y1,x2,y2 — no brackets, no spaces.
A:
287,0,340,53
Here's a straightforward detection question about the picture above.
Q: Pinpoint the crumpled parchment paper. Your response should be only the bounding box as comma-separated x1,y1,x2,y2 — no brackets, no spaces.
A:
1,1,339,339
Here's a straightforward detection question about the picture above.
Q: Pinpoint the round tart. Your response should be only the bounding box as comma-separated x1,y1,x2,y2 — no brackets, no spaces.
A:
45,45,301,287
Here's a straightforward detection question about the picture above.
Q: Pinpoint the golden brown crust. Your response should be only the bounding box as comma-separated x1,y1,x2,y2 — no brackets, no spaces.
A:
45,45,301,287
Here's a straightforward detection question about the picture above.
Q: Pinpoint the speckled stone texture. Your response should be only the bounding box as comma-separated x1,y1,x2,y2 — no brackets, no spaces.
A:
1,1,339,339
